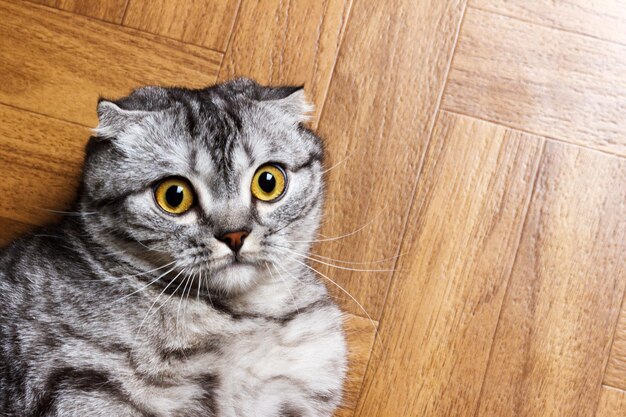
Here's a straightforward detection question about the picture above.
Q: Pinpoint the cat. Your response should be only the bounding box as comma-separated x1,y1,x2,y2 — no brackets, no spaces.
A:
0,78,347,416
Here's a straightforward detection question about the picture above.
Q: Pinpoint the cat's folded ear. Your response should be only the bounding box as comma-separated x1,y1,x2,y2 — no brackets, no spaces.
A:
260,86,314,124
94,99,150,139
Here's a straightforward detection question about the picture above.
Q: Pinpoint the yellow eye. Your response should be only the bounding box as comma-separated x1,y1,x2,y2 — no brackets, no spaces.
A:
251,164,287,202
154,178,195,215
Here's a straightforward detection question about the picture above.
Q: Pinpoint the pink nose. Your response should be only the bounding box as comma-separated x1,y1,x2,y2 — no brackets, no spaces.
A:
217,231,249,252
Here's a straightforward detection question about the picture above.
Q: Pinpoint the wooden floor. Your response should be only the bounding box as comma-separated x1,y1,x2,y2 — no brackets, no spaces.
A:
1,1,625,415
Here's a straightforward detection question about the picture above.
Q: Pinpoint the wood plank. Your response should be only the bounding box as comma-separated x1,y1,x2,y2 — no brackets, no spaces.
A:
0,104,87,225
123,0,240,51
605,295,626,391
470,0,626,45
442,8,626,157
0,161,79,226
0,0,221,127
218,0,352,125
596,386,626,417
334,314,377,417
0,217,34,247
0,104,87,176
476,142,626,417
26,0,128,23
312,0,467,319
355,112,544,416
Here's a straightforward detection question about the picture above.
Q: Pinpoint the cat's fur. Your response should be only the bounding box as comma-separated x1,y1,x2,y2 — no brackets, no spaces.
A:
0,79,346,416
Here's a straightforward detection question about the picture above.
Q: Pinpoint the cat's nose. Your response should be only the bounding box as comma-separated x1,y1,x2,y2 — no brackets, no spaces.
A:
217,230,249,253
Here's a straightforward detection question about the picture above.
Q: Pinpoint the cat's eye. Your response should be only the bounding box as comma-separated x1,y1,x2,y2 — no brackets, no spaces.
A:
154,178,195,215
251,164,287,202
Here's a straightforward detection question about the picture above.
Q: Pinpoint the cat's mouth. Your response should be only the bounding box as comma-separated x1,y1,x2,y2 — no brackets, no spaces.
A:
215,256,257,270
175,250,263,282
201,254,258,273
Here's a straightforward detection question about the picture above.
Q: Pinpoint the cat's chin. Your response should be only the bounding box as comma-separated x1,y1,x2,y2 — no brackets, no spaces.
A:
207,262,259,294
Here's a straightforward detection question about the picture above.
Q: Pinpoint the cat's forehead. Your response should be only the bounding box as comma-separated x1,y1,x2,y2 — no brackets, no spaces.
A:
84,80,323,205
89,81,323,200
132,97,314,185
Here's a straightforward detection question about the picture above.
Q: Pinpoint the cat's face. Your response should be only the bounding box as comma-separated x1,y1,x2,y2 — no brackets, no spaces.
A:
81,79,324,295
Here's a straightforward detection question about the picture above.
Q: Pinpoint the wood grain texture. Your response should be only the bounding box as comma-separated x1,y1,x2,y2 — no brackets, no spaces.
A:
0,0,221,127
470,0,626,45
605,296,626,391
596,386,626,417
26,0,128,23
476,142,626,417
311,0,467,320
355,112,544,417
0,104,88,225
334,314,377,417
123,0,240,51
0,217,34,247
442,8,626,157
218,0,352,125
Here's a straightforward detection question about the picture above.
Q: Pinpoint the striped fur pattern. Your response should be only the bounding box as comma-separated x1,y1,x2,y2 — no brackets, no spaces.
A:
0,79,346,416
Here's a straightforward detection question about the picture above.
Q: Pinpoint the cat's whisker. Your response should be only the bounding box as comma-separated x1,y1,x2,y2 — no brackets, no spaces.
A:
134,238,168,254
99,247,133,258
270,211,324,237
286,208,386,244
321,152,352,175
179,271,197,354
121,260,177,280
35,208,97,216
272,258,308,315
32,236,78,255
72,259,176,283
176,272,193,336
34,234,65,239
277,246,396,273
182,272,198,358
185,272,196,309
140,268,187,334
98,225,168,255
196,270,202,303
131,268,187,359
274,243,402,266
89,247,168,269
266,258,299,314
306,251,402,266
269,217,299,236
307,216,330,235
184,272,195,303
284,254,384,353
139,269,186,330
203,270,215,309
111,263,178,304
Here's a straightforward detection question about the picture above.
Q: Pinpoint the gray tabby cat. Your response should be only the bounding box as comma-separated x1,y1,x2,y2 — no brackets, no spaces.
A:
0,79,347,416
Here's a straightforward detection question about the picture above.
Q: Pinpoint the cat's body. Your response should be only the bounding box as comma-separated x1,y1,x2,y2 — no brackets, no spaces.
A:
0,79,346,416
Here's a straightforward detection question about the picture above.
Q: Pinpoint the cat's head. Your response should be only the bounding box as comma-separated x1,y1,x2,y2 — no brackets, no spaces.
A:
80,78,324,295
